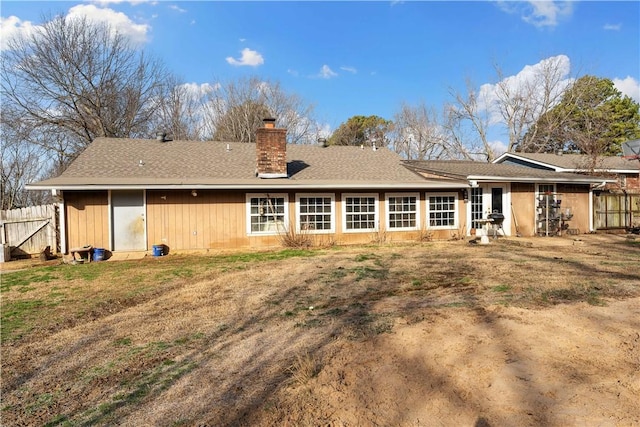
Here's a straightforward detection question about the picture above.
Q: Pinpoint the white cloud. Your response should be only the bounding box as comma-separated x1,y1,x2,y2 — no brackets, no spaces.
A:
180,82,217,97
67,4,149,45
490,139,509,158
287,69,299,77
476,55,573,124
497,1,573,28
316,122,332,140
614,76,640,103
1,7,149,50
340,66,357,74
603,23,622,31
0,16,37,51
226,48,264,67
169,4,187,13
317,65,338,79
90,0,152,5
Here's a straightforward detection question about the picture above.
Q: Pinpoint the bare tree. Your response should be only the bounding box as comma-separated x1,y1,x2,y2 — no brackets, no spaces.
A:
205,76,318,144
0,107,52,209
445,56,575,159
497,56,573,152
1,14,169,158
392,102,449,159
149,77,215,141
447,78,496,161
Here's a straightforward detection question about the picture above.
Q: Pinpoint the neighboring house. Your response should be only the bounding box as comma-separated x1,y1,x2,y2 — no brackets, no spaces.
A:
27,119,616,254
403,161,613,238
493,152,640,230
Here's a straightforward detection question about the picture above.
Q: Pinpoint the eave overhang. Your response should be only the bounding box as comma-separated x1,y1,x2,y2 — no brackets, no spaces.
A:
25,181,468,191
466,175,616,185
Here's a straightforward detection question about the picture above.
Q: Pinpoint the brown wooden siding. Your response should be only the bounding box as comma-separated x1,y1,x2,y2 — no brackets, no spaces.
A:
557,184,591,234
64,186,594,253
146,189,469,251
146,190,247,250
511,183,535,236
65,191,109,250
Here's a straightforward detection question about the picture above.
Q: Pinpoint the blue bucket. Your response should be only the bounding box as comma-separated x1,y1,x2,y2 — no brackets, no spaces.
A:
93,248,106,262
152,245,164,257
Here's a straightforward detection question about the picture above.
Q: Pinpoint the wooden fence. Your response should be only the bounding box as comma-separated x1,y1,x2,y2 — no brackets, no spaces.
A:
594,193,640,230
1,204,58,259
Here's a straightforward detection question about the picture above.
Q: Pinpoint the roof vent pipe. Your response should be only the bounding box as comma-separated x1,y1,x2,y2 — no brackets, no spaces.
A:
156,131,167,142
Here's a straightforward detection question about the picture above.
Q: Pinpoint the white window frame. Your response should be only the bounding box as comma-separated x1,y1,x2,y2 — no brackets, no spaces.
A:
426,192,458,230
246,193,289,235
295,193,335,233
537,184,556,199
342,193,379,233
385,192,420,231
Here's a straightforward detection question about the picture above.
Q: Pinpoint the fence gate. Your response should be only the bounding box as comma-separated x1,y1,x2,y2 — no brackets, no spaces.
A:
0,204,58,259
593,193,640,230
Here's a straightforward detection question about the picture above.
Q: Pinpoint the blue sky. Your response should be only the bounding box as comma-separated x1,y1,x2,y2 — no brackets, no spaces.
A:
2,1,639,148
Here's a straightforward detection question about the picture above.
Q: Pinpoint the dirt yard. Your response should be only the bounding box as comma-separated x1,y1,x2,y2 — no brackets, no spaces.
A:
1,234,639,426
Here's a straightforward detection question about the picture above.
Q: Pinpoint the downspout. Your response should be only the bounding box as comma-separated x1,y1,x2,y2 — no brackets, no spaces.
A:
590,181,607,233
624,189,629,229
589,188,594,232
53,189,67,254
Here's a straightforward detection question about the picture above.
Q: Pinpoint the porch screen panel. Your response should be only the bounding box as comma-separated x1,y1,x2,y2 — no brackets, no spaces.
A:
471,188,483,229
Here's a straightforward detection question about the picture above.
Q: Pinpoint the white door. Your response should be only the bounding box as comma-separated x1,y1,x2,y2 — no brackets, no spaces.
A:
111,190,146,251
469,184,510,236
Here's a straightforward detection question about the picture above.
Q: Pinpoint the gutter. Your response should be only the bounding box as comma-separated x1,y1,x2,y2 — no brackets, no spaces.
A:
26,182,468,191
466,175,617,184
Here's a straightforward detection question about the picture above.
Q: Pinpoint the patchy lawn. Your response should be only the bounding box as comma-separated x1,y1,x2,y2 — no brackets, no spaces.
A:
1,234,639,426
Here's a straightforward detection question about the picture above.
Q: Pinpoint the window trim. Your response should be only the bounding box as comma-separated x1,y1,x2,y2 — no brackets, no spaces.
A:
246,193,289,235
342,193,379,233
426,192,458,230
295,193,336,234
385,192,420,231
537,183,556,198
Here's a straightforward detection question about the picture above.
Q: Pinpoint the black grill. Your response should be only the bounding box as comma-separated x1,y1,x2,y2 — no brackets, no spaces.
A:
487,211,505,226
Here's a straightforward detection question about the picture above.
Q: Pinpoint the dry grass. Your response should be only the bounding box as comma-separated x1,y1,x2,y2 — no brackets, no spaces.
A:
287,352,321,387
277,225,312,248
1,233,639,426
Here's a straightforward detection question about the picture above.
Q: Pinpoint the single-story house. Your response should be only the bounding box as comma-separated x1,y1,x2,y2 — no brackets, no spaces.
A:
493,152,640,230
27,119,615,254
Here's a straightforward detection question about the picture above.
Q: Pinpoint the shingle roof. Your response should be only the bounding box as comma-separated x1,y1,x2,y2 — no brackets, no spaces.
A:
494,152,640,172
29,138,619,190
29,137,437,189
403,160,613,184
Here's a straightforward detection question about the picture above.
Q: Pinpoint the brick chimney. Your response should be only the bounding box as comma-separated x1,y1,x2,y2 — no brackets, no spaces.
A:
255,118,288,178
